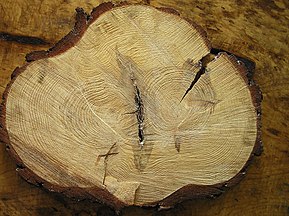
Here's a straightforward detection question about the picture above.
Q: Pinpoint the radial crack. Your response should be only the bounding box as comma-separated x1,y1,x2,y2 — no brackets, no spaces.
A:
181,53,215,102
116,50,145,148
134,84,145,148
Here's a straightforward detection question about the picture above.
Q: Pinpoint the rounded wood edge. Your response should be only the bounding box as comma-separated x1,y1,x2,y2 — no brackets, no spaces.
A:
16,166,126,212
0,64,125,212
25,2,211,62
25,7,88,62
0,2,261,211
0,74,126,212
156,7,211,51
149,52,263,209
218,52,263,156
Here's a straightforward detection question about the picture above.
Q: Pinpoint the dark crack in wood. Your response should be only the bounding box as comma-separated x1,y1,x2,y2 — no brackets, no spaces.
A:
134,85,145,148
116,50,145,148
174,135,181,153
181,53,215,102
0,32,49,45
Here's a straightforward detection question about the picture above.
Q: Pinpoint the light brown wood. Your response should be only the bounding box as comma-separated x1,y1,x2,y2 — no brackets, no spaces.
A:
0,0,288,215
1,4,259,208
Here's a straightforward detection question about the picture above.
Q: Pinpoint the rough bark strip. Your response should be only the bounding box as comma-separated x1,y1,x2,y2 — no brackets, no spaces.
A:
0,2,262,211
89,2,114,24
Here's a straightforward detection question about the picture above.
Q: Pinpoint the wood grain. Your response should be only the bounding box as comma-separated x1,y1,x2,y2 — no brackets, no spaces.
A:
0,0,288,215
1,3,261,208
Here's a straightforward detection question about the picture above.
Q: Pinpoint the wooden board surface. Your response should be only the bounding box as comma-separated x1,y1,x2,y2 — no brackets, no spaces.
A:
0,0,288,215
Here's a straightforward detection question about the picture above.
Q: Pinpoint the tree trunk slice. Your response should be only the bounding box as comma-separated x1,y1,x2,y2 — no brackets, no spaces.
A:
0,2,262,210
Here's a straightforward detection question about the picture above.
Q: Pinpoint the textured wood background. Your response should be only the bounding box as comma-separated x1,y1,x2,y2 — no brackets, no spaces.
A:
0,0,288,215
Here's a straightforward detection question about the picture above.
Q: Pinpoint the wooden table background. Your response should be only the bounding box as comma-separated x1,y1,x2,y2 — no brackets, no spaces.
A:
0,0,288,215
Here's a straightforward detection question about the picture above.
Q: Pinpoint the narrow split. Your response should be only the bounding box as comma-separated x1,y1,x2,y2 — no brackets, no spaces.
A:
132,77,145,148
116,50,145,148
181,53,214,102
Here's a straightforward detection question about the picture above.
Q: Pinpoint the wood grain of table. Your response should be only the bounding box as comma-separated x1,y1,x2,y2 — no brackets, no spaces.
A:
0,0,288,215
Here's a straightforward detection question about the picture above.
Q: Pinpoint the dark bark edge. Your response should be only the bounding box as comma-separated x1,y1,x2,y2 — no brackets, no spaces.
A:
0,2,261,211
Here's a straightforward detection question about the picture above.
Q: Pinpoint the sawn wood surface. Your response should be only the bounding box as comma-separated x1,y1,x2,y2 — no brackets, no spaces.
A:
0,0,288,215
